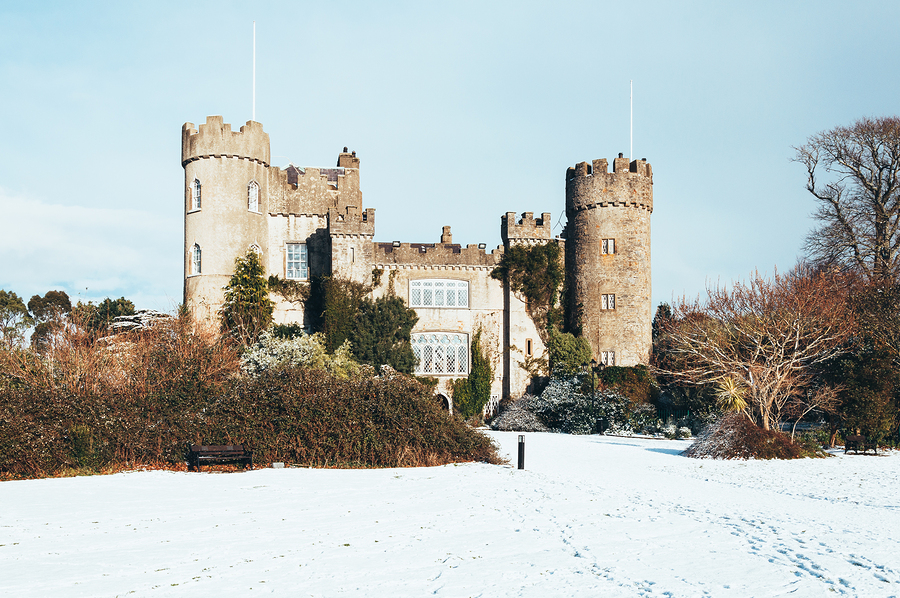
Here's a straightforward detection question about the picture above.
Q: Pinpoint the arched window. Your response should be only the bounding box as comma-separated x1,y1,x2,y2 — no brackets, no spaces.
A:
411,332,468,375
248,181,259,212
191,179,201,210
191,244,201,275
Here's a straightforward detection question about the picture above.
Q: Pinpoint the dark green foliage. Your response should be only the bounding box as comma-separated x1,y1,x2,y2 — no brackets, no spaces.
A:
73,297,135,332
28,290,71,351
0,289,33,348
350,295,418,373
306,276,370,353
216,369,500,467
271,323,306,339
824,345,900,444
491,242,564,341
546,330,593,375
598,365,660,404
451,329,493,420
221,250,273,346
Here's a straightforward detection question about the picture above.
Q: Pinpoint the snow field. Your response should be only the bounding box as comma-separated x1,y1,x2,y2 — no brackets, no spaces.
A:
1,431,898,597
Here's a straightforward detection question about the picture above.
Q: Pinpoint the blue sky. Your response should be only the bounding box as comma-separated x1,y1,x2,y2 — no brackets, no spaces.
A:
1,1,898,312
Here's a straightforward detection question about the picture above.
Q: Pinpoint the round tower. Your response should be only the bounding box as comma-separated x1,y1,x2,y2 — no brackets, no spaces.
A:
565,154,652,367
182,116,271,326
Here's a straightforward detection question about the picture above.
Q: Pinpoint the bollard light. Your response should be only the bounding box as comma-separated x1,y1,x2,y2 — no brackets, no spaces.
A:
517,435,525,470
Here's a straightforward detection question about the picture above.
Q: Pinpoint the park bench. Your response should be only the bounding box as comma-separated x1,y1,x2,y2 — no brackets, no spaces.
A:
187,444,254,471
844,435,877,455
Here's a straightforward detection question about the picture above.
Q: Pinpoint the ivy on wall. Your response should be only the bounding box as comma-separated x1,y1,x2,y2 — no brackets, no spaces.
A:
490,242,565,343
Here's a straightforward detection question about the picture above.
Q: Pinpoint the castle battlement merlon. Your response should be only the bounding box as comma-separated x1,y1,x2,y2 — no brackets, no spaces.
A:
182,116,271,167
328,206,375,236
501,211,554,244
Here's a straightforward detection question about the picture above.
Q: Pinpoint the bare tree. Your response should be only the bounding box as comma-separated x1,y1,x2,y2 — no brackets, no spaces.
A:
795,116,900,284
657,267,854,431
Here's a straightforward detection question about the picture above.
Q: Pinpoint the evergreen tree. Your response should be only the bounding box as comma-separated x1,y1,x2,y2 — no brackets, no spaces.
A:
221,250,273,346
0,290,32,350
28,290,71,351
350,295,418,373
72,296,134,333
452,328,493,419
307,276,370,353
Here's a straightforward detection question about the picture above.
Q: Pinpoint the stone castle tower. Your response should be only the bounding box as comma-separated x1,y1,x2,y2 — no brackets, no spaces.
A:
182,117,272,322
565,153,652,367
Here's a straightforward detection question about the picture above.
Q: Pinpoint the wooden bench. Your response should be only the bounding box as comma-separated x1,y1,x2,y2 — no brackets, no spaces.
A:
844,435,877,455
187,444,254,471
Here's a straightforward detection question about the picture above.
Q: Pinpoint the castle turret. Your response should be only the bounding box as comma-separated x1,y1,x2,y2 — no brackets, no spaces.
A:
565,154,652,366
182,116,271,325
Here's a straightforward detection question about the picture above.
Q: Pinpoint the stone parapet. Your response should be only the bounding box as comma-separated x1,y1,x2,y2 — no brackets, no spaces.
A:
182,116,270,167
501,211,554,245
375,242,501,267
566,156,653,215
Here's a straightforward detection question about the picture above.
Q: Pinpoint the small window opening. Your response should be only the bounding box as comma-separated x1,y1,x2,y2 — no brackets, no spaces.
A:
191,244,201,275
525,338,533,357
248,181,259,212
191,179,201,210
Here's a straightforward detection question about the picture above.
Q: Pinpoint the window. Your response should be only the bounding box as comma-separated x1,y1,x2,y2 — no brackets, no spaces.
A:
525,338,533,357
191,244,201,275
248,181,259,212
600,350,615,366
601,238,615,255
412,332,468,375
286,243,308,280
410,280,469,308
191,179,201,210
601,294,616,310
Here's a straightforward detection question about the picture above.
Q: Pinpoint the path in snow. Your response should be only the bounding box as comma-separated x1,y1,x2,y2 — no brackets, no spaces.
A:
1,432,898,597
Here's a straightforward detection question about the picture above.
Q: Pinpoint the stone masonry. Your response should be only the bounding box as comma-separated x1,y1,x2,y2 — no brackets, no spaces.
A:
182,117,653,407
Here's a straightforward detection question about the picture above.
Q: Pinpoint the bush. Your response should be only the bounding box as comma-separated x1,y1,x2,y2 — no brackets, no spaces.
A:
241,329,357,379
0,310,501,478
489,395,550,432
684,413,824,459
451,328,493,420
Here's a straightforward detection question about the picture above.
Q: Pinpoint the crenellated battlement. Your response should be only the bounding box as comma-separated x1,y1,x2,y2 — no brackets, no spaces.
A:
501,211,554,245
182,116,271,167
328,206,375,237
565,154,653,215
375,240,501,267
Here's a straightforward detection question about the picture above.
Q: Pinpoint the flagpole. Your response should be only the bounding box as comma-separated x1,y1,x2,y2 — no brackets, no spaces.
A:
252,21,256,121
630,80,633,161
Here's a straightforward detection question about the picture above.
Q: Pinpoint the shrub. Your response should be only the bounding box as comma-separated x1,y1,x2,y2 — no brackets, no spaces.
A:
683,413,823,459
241,329,357,379
451,328,493,420
489,395,550,432
546,331,592,375
0,311,502,478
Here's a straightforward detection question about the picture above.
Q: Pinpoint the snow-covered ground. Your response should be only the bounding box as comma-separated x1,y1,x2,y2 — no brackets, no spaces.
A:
2,432,899,597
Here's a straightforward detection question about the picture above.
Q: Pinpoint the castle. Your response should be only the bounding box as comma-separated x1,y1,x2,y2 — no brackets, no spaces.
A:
182,116,653,410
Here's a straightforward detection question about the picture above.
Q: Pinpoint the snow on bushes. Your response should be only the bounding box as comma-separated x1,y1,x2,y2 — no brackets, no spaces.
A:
489,395,550,432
